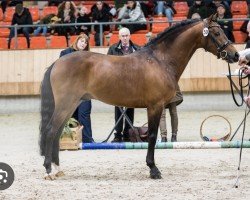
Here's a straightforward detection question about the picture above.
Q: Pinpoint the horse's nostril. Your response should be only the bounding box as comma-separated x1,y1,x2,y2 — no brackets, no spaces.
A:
235,52,239,60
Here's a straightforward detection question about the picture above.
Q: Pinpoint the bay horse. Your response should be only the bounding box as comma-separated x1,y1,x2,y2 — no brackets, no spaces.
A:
39,15,239,180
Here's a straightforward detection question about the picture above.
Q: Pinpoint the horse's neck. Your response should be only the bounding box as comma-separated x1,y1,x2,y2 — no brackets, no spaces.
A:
155,22,203,81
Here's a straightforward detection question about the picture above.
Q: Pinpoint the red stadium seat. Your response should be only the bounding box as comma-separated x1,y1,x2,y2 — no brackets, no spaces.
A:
4,7,15,22
30,36,47,49
49,36,68,48
152,17,170,33
174,1,189,17
0,37,8,49
0,9,3,21
41,6,58,18
232,15,247,31
130,34,148,46
28,6,40,22
10,36,28,49
0,21,11,37
231,1,248,15
233,31,247,43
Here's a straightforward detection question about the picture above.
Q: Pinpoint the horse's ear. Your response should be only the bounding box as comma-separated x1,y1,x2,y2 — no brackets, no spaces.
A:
206,14,217,24
212,13,218,22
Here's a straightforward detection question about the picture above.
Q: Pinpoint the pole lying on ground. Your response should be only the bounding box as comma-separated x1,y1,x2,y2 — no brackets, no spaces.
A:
80,141,250,150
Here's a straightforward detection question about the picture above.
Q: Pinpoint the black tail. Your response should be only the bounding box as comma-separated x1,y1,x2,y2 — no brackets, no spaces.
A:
39,63,55,156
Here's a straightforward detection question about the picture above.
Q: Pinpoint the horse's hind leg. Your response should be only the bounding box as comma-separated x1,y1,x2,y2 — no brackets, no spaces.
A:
52,126,65,178
146,104,163,179
44,101,80,180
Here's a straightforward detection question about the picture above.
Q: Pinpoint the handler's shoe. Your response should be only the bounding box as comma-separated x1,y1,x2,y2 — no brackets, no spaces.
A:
171,134,177,142
123,133,130,142
161,137,167,142
111,133,123,143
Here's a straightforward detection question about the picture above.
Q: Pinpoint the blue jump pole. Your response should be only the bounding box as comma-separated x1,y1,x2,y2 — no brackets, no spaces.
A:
80,141,250,150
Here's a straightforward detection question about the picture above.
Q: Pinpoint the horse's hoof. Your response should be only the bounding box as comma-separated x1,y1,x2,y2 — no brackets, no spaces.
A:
44,173,56,180
55,171,65,177
150,167,162,179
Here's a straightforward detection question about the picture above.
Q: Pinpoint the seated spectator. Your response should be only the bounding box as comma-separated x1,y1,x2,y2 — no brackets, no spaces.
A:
154,1,176,26
0,0,8,14
8,3,33,49
91,1,114,46
240,19,250,44
212,0,231,17
57,1,76,37
117,1,147,34
75,5,91,36
8,0,23,7
187,0,209,19
191,12,201,19
216,4,234,42
48,0,63,7
33,13,59,36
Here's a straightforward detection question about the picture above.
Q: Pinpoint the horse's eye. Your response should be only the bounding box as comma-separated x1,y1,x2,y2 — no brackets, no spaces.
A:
215,32,220,36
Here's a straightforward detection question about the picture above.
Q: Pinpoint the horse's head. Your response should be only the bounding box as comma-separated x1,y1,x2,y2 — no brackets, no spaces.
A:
202,14,239,63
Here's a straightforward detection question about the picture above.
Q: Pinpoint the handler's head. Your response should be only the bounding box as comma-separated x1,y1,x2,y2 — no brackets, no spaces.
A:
119,27,131,46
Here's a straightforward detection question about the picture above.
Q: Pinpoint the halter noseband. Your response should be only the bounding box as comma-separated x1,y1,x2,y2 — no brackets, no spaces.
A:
203,21,231,59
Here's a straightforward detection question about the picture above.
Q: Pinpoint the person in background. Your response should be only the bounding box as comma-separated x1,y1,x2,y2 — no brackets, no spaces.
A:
154,1,176,26
59,34,94,143
75,5,91,35
117,1,147,33
216,3,234,42
33,13,59,36
160,85,183,142
107,27,140,142
8,3,33,49
91,1,114,46
187,0,209,19
57,1,76,37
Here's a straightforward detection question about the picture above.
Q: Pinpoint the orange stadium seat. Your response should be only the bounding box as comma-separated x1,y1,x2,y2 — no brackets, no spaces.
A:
49,35,68,48
41,6,58,18
30,36,47,49
130,34,148,46
28,6,40,22
173,16,187,23
0,9,3,21
232,15,247,30
89,34,95,46
106,33,119,46
0,37,8,49
10,37,28,49
231,1,248,15
0,21,11,37
174,1,189,17
4,7,15,22
233,31,247,43
152,17,170,33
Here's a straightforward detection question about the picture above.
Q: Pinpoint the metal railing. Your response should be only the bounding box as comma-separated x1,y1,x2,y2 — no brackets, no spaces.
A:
0,18,249,49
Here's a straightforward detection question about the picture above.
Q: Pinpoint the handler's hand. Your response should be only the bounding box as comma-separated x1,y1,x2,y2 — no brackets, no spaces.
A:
238,55,249,66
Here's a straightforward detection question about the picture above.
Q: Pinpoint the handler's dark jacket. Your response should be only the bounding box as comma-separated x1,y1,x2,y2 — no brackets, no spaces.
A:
59,47,76,57
107,40,140,56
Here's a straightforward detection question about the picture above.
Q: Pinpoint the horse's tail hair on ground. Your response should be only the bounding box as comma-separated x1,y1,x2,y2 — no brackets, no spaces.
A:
39,63,55,156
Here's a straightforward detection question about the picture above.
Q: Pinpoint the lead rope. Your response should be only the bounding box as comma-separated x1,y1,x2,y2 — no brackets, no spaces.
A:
227,63,249,188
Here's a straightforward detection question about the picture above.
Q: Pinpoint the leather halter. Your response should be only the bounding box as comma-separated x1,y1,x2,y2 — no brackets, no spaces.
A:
203,21,231,59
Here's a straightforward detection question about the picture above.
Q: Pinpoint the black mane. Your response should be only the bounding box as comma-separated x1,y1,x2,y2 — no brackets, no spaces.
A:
144,19,201,48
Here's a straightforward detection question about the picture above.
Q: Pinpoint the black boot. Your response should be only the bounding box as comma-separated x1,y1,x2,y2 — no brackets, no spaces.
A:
161,137,167,142
111,133,123,143
123,132,130,142
171,133,177,142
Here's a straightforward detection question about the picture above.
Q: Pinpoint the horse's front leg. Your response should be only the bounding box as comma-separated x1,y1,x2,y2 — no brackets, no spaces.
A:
146,105,163,179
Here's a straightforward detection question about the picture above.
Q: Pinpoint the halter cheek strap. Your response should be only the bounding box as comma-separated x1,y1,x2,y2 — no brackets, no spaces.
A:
203,20,231,59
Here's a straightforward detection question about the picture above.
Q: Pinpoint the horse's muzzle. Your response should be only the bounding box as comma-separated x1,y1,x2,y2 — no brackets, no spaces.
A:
225,51,239,63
